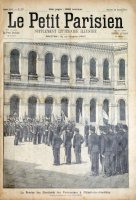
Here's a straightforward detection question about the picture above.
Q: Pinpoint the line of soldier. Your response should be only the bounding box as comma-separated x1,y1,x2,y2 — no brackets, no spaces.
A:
84,122,128,177
4,116,85,166
4,116,128,176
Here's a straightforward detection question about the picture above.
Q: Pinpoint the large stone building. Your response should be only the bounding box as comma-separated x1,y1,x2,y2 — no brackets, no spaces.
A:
4,42,128,126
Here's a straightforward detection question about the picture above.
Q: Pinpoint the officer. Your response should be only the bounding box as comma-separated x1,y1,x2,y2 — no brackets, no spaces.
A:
52,126,63,165
120,124,128,174
84,120,89,146
99,126,106,175
73,128,84,163
29,124,34,142
115,124,124,174
19,122,23,142
122,124,128,173
64,126,73,164
88,126,100,176
23,119,29,142
14,120,20,145
33,121,38,145
101,125,115,177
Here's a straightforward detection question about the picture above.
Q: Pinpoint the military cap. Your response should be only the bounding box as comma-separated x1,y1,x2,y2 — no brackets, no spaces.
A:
122,124,128,131
90,126,95,132
99,125,108,133
75,128,79,132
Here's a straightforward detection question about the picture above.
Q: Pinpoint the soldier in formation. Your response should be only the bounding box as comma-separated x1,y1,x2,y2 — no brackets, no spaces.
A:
73,128,84,163
4,115,128,176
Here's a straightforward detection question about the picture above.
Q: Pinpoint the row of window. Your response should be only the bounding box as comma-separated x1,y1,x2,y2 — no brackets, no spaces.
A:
10,95,126,123
10,49,126,81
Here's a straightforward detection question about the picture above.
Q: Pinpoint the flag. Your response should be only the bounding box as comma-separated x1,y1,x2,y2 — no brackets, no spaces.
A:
102,110,109,124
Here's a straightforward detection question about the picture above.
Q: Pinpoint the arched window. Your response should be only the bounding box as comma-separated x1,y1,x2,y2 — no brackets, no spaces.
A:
90,99,96,122
119,59,125,80
45,53,53,76
90,58,96,77
10,49,20,74
45,97,53,118
76,56,83,79
61,55,68,78
61,98,68,117
28,96,37,118
103,99,109,116
28,51,37,75
10,95,19,116
119,99,126,121
103,59,109,80
76,98,83,123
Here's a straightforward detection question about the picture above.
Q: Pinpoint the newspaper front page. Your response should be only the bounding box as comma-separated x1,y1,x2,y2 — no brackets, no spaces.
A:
0,0,136,199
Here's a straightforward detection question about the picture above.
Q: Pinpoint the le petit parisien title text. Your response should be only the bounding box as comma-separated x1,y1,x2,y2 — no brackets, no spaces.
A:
7,12,123,29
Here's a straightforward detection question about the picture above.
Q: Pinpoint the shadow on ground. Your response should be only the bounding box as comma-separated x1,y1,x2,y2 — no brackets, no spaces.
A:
4,159,129,188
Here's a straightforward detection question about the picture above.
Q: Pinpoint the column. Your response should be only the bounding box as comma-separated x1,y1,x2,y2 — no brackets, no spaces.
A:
83,98,90,124
37,98,45,120
53,97,61,117
70,97,76,121
69,61,76,85
38,58,45,83
20,97,28,119
4,54,10,80
83,62,90,85
53,59,60,83
21,56,28,82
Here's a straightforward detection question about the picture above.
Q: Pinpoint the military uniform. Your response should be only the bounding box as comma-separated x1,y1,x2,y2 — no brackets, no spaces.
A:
73,128,84,163
14,122,20,145
101,127,116,177
33,123,38,145
64,127,73,164
52,128,63,165
88,126,100,176
23,122,29,142
29,124,34,142
123,125,128,173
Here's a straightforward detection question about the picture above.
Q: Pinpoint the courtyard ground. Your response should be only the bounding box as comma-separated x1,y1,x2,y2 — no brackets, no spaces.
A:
4,136,128,188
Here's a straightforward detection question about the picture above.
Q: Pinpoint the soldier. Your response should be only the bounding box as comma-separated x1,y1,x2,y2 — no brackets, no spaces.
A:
23,120,29,142
64,126,73,164
48,123,54,146
84,121,89,146
44,121,49,145
33,121,38,145
101,125,116,177
99,126,106,175
38,122,44,144
115,124,124,174
122,125,128,173
52,126,63,165
73,128,84,163
14,121,21,145
120,124,128,174
29,124,34,142
88,126,100,176
19,122,23,142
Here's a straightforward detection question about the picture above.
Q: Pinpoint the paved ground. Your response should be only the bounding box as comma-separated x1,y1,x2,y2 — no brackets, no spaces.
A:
4,136,129,188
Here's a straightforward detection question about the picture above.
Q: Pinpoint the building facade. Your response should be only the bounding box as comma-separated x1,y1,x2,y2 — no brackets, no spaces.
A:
4,42,128,126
